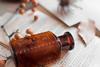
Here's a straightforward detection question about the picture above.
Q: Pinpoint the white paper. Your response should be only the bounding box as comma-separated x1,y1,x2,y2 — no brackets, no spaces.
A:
0,12,12,26
81,0,100,31
0,14,11,61
4,11,35,36
78,20,96,44
38,0,87,26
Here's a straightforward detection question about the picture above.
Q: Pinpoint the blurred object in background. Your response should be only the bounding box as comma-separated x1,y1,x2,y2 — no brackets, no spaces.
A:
0,60,5,67
1,0,22,3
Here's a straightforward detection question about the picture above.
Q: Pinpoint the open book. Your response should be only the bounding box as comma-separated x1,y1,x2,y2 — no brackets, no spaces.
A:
38,0,87,26
0,10,100,67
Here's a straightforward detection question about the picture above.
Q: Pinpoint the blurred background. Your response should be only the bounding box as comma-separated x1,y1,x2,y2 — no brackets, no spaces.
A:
0,0,19,15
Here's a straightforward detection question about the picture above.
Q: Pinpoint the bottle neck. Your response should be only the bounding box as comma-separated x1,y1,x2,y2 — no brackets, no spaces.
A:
58,32,74,50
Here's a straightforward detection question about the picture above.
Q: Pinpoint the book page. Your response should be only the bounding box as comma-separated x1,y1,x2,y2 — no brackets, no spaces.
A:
0,13,12,63
38,0,87,26
81,0,100,31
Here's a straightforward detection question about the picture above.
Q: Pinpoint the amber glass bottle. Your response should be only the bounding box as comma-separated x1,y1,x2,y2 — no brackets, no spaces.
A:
10,31,74,67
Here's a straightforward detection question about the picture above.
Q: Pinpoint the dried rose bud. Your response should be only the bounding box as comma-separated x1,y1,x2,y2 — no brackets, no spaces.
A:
23,0,30,3
31,7,35,13
34,15,38,21
0,60,5,67
19,8,25,15
14,33,22,39
31,0,36,3
31,0,38,7
20,3,26,8
26,28,33,35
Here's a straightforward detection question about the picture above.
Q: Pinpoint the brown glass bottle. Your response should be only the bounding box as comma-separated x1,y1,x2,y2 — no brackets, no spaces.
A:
10,31,74,67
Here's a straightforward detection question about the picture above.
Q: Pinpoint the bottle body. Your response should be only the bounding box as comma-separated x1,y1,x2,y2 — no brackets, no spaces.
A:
10,31,74,67
11,31,61,67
